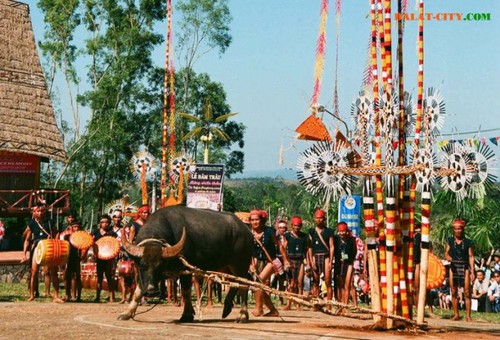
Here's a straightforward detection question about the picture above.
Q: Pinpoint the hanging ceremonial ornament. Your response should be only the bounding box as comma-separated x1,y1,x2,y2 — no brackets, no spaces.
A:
170,154,195,181
402,91,416,137
411,147,437,192
466,143,497,199
296,141,357,201
422,87,446,140
351,89,374,139
439,143,472,201
104,199,136,225
129,151,157,179
378,88,398,137
130,151,157,205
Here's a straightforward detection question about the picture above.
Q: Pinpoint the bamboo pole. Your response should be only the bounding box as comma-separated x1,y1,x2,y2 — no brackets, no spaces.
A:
177,256,418,327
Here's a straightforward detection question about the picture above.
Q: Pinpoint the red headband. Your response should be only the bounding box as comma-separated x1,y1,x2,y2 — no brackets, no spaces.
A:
452,219,465,227
138,205,150,213
249,210,261,218
314,209,325,218
337,222,348,232
291,216,302,225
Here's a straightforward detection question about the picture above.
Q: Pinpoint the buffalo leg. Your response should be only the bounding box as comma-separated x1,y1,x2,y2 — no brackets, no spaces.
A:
236,286,249,322
179,274,195,322
118,284,142,320
222,287,236,318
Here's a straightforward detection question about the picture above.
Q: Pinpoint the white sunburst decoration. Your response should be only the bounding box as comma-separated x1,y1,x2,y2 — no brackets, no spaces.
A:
412,147,437,192
296,141,358,201
378,88,398,137
423,87,446,139
129,151,157,180
439,143,473,201
351,89,373,138
104,200,136,225
466,142,497,199
170,154,195,180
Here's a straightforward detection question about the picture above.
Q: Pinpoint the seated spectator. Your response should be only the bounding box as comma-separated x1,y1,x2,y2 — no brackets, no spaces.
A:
438,279,451,310
303,266,312,298
488,271,500,313
486,249,500,273
472,269,489,312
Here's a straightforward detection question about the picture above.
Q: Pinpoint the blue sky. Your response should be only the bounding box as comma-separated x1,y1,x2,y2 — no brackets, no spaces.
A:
28,0,500,174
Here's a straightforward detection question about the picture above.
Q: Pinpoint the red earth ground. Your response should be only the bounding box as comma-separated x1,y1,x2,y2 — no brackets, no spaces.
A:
1,299,498,339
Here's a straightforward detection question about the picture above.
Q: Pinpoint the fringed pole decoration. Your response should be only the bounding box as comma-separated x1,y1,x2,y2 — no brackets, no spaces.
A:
310,0,329,107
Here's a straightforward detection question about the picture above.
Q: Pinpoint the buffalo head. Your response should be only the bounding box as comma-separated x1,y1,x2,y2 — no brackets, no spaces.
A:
122,226,186,259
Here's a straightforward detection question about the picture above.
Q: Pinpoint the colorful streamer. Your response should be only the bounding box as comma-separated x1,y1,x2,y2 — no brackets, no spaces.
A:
310,0,329,106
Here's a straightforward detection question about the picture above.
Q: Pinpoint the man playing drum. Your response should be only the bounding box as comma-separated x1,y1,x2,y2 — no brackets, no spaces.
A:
22,204,65,303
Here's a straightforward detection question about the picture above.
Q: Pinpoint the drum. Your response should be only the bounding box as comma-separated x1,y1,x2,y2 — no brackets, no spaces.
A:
89,275,97,290
427,253,446,289
95,236,120,260
34,239,70,267
117,260,134,277
70,230,94,250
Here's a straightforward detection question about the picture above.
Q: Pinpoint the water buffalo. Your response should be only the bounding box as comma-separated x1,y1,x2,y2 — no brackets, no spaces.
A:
119,205,253,322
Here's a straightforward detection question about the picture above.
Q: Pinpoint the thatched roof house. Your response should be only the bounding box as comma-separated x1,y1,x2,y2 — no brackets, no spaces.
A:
0,0,66,162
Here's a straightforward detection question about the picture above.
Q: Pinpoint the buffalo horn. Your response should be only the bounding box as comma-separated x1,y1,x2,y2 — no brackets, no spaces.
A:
161,227,186,259
122,238,144,258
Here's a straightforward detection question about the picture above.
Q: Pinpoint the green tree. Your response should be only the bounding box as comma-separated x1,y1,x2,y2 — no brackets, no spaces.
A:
39,0,166,221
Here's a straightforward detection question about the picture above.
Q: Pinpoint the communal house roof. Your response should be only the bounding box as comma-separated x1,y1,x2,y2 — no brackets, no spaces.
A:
0,0,66,162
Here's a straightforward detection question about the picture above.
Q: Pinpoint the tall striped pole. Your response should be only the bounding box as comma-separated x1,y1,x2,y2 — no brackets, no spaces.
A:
161,0,173,206
415,0,428,325
396,0,410,320
365,0,382,320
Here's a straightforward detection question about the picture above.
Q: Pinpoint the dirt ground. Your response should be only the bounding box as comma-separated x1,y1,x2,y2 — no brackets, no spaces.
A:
1,299,499,340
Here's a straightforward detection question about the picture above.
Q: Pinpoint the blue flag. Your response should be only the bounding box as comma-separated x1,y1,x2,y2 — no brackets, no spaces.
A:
338,195,362,237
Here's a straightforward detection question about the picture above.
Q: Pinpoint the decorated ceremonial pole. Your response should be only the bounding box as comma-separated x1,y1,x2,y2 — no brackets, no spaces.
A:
364,0,382,320
415,0,427,325
160,0,173,206
396,0,410,320
379,0,398,319
294,0,497,328
374,0,388,315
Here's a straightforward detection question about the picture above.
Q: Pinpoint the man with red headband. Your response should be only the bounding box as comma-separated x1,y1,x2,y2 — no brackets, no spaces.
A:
307,209,334,303
333,222,357,304
249,209,290,317
283,216,309,311
444,218,475,321
119,204,150,304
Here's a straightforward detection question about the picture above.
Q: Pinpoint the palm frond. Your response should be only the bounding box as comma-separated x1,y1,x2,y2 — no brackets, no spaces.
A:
179,112,201,123
214,112,238,123
210,128,230,141
182,127,204,141
203,101,213,121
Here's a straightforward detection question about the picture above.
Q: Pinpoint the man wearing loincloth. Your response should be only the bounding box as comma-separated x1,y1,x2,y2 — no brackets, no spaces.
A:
283,216,309,310
444,218,475,321
307,209,334,304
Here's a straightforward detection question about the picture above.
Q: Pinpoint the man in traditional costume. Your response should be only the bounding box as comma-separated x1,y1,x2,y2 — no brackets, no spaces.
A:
307,209,334,303
22,204,64,303
444,219,475,321
283,216,309,310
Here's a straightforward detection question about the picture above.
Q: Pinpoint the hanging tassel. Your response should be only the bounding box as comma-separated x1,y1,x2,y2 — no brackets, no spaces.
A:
279,143,284,165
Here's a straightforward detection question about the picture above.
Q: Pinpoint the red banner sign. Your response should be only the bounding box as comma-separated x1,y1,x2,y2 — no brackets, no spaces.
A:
0,152,39,174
